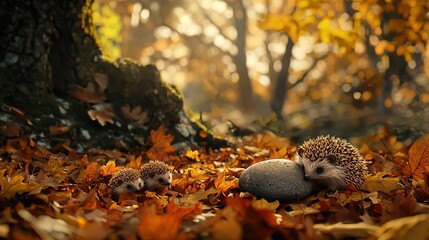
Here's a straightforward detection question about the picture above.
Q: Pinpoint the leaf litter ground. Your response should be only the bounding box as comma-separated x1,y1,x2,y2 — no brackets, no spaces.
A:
0,126,429,239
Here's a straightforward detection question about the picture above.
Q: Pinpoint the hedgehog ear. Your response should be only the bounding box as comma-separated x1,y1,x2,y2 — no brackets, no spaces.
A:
326,155,337,164
298,148,305,158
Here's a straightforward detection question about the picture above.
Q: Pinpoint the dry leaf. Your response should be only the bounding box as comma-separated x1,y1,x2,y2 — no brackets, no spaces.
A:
69,82,107,103
375,214,429,240
251,198,280,211
0,171,42,199
94,73,109,92
361,173,403,193
406,135,429,179
314,222,378,239
146,125,174,160
87,106,114,126
210,206,242,240
121,104,149,124
137,206,181,240
101,161,120,176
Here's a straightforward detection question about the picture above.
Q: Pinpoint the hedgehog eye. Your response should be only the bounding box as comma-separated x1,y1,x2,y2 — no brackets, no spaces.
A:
316,167,324,174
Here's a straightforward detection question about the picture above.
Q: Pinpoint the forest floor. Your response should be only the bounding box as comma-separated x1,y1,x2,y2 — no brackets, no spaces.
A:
0,120,429,239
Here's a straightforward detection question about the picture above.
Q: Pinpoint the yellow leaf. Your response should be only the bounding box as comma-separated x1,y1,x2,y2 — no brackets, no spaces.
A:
361,173,403,193
210,206,242,240
314,222,378,239
101,161,120,176
251,198,279,211
0,174,42,199
375,214,429,240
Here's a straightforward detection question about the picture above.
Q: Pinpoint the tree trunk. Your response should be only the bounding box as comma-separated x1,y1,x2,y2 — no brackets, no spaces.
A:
0,0,226,150
270,37,294,120
232,0,255,111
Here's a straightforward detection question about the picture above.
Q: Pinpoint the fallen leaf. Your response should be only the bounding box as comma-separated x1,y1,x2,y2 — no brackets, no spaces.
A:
361,173,403,193
374,214,429,240
87,106,115,126
0,171,42,199
314,222,378,239
146,125,174,160
94,73,109,92
406,135,429,179
49,125,70,136
69,82,107,103
173,189,217,205
101,161,120,176
137,206,181,240
210,206,242,240
165,201,202,219
121,104,149,124
251,198,280,211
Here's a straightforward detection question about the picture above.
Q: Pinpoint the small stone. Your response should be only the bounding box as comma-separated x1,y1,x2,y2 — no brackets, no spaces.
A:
239,159,313,202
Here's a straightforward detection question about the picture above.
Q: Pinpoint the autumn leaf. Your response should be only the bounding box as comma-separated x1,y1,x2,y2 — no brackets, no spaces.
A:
101,161,120,176
406,135,429,179
173,189,217,205
85,162,101,182
165,201,202,219
137,206,181,240
361,173,403,193
374,214,429,240
69,82,107,103
49,125,70,136
0,171,42,199
210,206,242,240
214,171,239,194
251,198,280,211
128,155,142,169
121,104,149,124
146,125,174,160
87,104,115,126
314,222,378,239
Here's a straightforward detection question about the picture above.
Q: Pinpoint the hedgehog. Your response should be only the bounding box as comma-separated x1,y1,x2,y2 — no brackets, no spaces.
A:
140,160,172,191
109,168,144,197
296,135,368,191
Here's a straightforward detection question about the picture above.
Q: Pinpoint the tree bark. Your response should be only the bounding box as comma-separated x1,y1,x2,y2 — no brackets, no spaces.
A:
0,0,226,150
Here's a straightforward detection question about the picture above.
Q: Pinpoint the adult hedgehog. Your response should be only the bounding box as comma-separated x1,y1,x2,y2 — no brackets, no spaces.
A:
296,135,368,191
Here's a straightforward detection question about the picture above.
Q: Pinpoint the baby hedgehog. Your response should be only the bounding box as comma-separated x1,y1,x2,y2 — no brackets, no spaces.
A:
109,168,144,197
296,135,368,191
140,160,172,191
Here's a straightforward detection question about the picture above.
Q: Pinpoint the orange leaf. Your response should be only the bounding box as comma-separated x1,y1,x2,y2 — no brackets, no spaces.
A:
407,135,429,179
137,207,180,240
214,172,239,194
128,155,142,169
102,161,120,176
146,125,174,160
165,201,202,219
85,162,101,182
0,171,42,199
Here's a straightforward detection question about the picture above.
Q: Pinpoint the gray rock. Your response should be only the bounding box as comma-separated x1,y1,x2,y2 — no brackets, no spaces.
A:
239,159,313,202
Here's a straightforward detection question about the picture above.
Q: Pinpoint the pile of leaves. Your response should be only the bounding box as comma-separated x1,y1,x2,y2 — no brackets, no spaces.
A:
0,124,429,239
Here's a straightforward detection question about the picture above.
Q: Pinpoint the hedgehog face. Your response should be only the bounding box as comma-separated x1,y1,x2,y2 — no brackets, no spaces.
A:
144,171,172,191
296,149,347,190
113,177,144,195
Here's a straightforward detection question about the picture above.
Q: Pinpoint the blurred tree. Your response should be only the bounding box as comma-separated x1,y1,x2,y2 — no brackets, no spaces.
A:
0,0,226,149
260,0,429,119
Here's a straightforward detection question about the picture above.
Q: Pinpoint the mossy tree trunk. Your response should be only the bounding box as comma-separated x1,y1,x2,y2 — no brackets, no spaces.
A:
0,0,226,150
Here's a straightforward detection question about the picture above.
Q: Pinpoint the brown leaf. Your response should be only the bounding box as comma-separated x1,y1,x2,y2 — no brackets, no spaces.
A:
69,82,107,103
85,162,101,182
210,206,242,240
121,104,149,124
375,214,429,240
406,135,429,179
0,170,42,199
49,125,70,136
165,201,202,219
94,73,109,92
87,106,114,126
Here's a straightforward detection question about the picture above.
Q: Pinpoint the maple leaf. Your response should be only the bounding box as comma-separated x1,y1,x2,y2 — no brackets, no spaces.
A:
0,171,42,199
121,104,149,124
146,125,174,160
69,82,107,103
127,155,142,169
85,162,101,182
101,161,120,176
406,135,429,179
251,198,280,211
